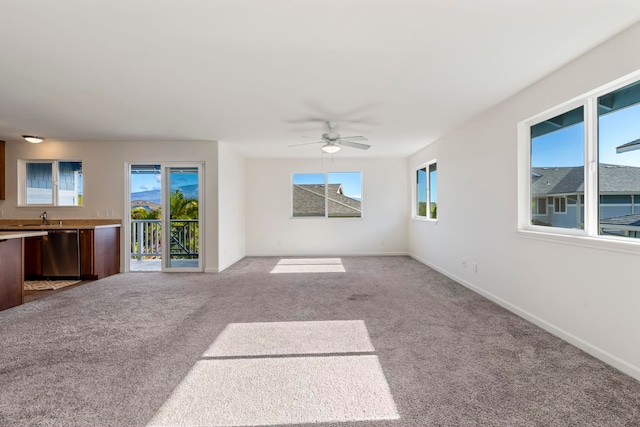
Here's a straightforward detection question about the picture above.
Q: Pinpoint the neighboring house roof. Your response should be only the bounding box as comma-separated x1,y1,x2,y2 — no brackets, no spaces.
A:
616,138,640,154
532,164,640,196
293,184,361,216
600,213,640,227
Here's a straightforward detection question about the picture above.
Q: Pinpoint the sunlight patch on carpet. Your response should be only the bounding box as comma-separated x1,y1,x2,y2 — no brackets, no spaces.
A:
270,258,345,273
147,356,399,426
204,320,375,357
24,280,81,291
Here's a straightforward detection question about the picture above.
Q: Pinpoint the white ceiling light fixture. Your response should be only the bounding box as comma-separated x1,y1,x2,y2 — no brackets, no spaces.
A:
23,135,45,143
322,143,340,154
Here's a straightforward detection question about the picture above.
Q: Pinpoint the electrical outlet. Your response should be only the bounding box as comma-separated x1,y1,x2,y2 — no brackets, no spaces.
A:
91,209,99,217
108,209,115,217
473,262,478,273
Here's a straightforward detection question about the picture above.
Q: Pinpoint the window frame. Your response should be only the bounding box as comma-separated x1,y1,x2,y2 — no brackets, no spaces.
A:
412,159,437,221
18,159,83,207
518,68,640,246
290,171,363,219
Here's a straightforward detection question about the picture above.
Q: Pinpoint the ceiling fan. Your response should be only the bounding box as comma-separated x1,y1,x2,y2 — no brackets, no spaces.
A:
290,121,370,153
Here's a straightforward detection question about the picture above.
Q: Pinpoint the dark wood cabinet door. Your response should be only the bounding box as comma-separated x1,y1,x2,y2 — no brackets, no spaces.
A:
24,236,42,278
0,140,5,200
80,229,95,278
0,238,23,311
80,227,120,279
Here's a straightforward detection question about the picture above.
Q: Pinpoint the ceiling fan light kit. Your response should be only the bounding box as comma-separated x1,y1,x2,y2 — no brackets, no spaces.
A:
322,144,340,154
290,121,370,154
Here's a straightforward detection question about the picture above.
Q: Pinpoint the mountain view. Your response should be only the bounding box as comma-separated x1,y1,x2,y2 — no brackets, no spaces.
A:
131,184,199,204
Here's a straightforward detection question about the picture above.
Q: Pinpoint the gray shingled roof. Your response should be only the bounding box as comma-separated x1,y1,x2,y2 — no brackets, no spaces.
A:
293,184,361,217
532,164,640,196
600,213,640,227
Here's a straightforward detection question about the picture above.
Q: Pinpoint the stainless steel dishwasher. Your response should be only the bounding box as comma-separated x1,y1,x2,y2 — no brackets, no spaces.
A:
42,230,80,278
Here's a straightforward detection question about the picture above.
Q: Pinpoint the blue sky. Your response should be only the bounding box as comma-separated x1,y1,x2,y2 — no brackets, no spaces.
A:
532,103,640,167
131,172,161,193
293,172,362,199
131,171,198,193
416,168,437,203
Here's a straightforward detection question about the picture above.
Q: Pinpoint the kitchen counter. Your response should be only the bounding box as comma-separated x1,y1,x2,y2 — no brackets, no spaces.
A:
0,220,121,281
0,219,121,231
0,230,48,239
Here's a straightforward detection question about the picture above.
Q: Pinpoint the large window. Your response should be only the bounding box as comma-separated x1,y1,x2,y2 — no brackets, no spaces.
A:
292,172,362,218
598,80,640,237
19,160,82,206
530,107,584,229
522,72,640,240
413,161,437,220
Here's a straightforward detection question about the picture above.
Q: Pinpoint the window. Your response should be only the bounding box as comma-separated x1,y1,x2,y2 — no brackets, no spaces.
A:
530,106,584,229
19,160,82,206
521,71,640,240
554,196,567,213
413,161,437,220
598,80,640,237
532,197,547,215
292,172,362,218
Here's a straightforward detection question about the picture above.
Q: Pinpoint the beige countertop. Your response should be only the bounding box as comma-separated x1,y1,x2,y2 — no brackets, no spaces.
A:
0,230,48,240
0,219,121,231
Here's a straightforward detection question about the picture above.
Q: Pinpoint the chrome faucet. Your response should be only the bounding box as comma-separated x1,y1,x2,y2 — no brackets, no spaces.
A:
40,211,48,225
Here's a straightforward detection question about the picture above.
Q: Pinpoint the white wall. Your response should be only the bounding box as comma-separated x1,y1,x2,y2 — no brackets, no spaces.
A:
246,157,408,256
409,23,640,380
217,142,246,272
1,140,219,272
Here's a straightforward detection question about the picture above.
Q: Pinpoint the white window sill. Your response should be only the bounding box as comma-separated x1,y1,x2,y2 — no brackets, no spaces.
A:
517,229,640,255
16,205,85,209
411,216,438,223
290,216,363,220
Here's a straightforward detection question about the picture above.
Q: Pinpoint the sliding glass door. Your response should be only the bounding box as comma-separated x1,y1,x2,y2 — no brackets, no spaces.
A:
165,166,201,270
129,163,203,272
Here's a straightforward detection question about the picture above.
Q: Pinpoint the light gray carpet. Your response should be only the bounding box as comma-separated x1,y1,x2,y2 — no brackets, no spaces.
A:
0,256,639,426
148,356,399,426
155,319,393,426
205,320,375,356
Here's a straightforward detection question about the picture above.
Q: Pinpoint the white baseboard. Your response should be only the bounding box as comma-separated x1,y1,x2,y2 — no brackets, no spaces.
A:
245,251,409,257
408,253,640,382
215,254,248,273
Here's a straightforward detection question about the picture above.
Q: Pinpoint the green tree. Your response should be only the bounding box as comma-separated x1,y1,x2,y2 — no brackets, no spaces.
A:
170,189,198,219
131,206,161,219
418,201,427,216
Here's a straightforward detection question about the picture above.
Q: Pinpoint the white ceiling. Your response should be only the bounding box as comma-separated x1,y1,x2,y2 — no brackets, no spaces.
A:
1,1,640,158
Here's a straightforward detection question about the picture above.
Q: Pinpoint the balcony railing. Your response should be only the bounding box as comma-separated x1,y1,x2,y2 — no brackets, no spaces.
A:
131,219,199,260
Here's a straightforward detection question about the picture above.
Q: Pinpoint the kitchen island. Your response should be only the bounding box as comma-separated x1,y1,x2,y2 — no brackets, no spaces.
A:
0,230,47,311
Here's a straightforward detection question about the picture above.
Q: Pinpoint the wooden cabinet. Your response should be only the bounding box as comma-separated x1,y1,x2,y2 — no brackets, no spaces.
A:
0,238,23,311
24,236,43,279
80,227,120,279
0,140,5,200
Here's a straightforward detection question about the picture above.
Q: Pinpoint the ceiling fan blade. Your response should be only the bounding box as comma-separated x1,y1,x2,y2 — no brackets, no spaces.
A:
340,135,368,142
289,141,323,147
338,140,371,150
